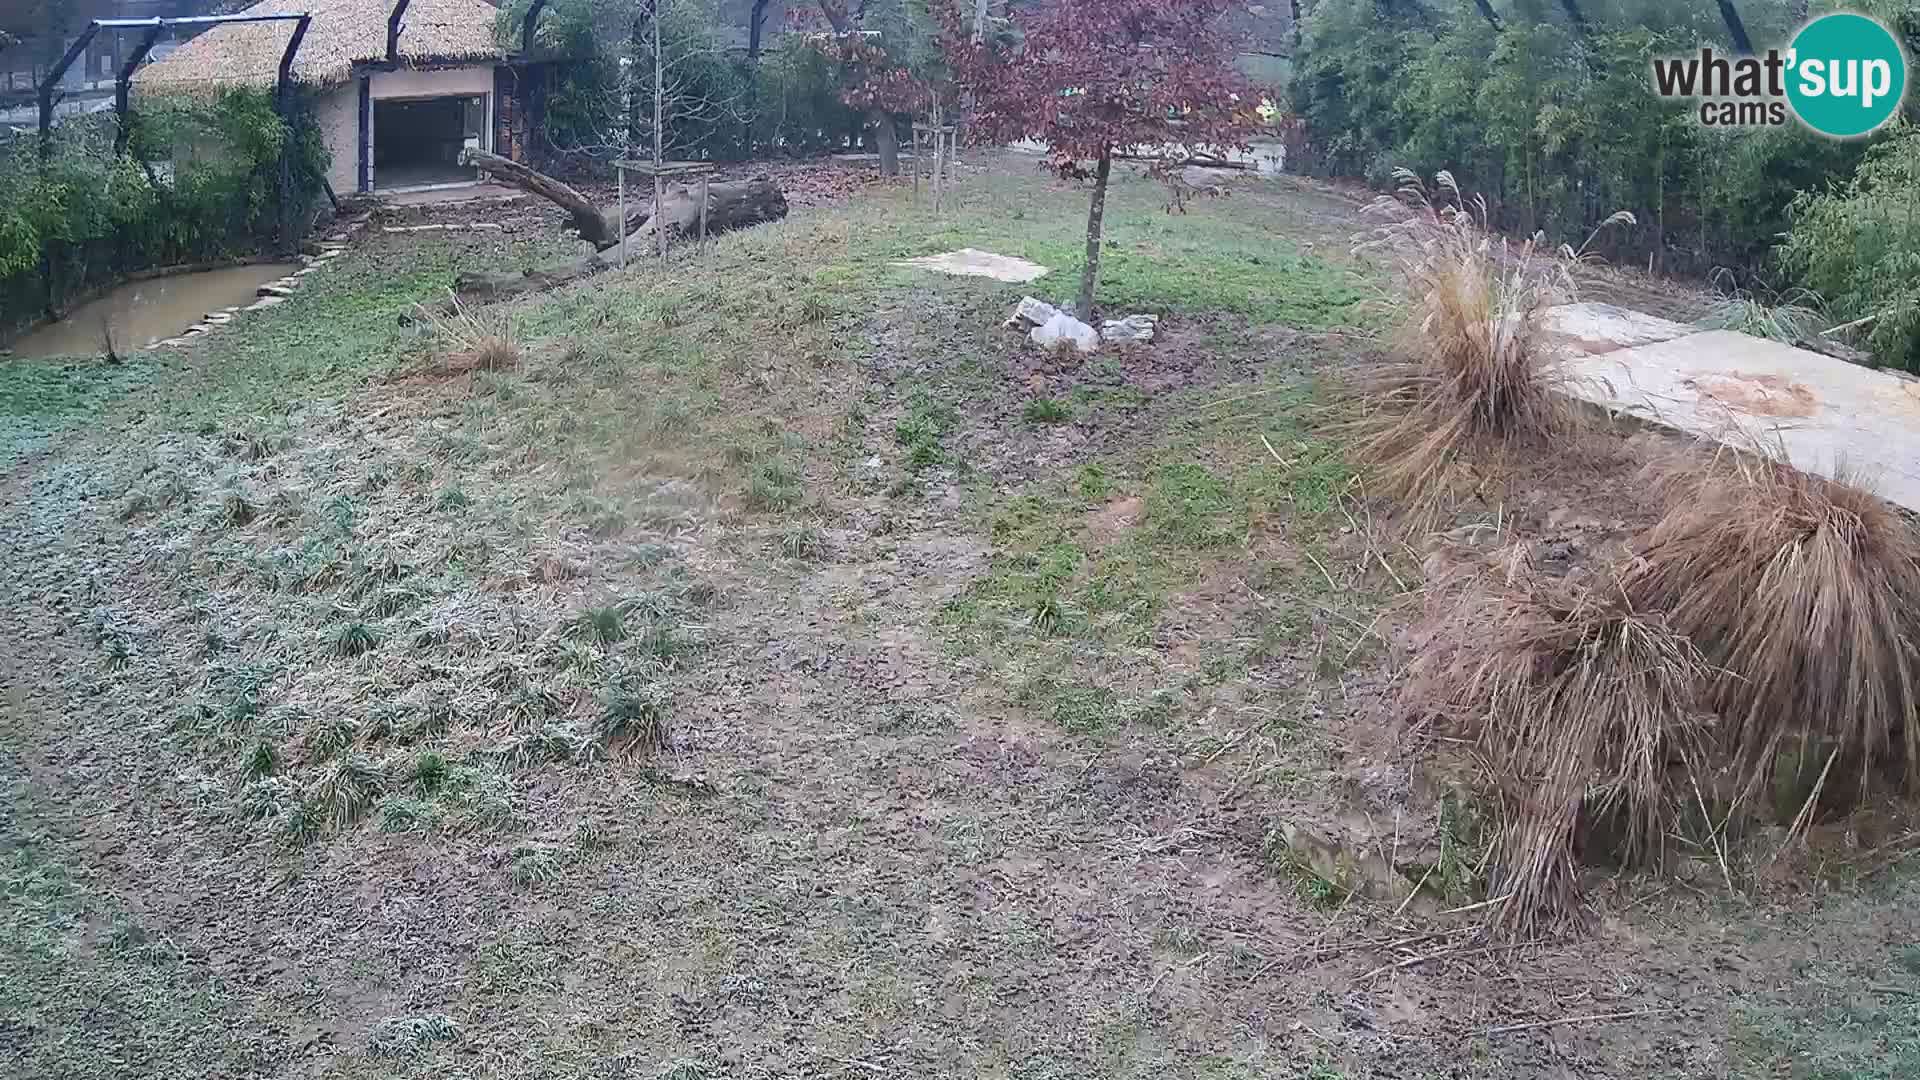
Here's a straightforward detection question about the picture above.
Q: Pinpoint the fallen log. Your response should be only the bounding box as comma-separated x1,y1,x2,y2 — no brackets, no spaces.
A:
452,251,610,307
458,148,790,252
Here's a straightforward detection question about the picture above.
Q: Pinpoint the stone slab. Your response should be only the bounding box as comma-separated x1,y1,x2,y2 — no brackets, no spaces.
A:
1539,301,1697,357
891,248,1051,284
1557,327,1920,513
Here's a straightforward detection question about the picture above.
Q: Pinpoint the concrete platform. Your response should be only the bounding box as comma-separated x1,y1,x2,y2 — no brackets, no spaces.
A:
1542,302,1920,512
891,248,1051,284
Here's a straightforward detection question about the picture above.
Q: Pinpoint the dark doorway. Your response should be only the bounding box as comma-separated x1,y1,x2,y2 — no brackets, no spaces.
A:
373,95,484,190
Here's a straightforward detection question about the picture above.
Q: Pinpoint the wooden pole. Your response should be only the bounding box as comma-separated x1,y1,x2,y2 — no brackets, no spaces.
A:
652,2,665,266
618,163,627,267
699,174,709,247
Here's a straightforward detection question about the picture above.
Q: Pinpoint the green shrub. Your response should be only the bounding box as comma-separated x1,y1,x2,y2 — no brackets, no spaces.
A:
1781,125,1920,372
0,88,328,335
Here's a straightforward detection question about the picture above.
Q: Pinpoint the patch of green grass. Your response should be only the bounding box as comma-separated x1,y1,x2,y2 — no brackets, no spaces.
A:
410,750,451,794
434,486,472,512
0,829,255,1074
1009,213,1369,328
779,524,826,560
313,754,381,830
331,621,381,658
573,604,627,644
1733,973,1920,1080
239,740,279,779
1075,463,1113,501
1261,833,1351,912
1147,462,1237,548
509,845,565,888
746,458,804,511
0,358,157,457
367,1014,460,1060
599,680,670,756
1024,397,1072,425
1016,674,1117,735
895,393,958,472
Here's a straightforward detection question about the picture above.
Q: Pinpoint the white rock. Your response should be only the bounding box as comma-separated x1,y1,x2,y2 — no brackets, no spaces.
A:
1029,311,1099,354
1101,314,1159,346
1005,295,1060,329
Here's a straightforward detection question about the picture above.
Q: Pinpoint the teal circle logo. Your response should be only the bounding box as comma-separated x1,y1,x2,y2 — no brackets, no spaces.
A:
1786,13,1907,138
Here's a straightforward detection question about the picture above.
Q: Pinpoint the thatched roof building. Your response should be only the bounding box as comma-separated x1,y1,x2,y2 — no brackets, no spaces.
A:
134,0,508,94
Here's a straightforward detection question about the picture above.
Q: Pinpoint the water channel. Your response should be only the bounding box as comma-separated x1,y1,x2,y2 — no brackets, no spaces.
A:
5,263,299,359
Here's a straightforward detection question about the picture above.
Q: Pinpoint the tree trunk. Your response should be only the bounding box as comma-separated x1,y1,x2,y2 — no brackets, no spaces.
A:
1557,0,1590,39
872,108,900,176
1716,0,1755,55
461,148,615,246
743,0,773,154
1077,146,1112,319
748,0,772,59
452,251,611,306
460,148,789,252
447,177,791,306
1290,0,1303,49
1469,0,1501,32
653,4,666,264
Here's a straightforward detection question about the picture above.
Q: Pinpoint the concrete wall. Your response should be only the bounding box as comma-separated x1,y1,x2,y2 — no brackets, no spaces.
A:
316,83,358,196
369,65,493,101
313,67,497,193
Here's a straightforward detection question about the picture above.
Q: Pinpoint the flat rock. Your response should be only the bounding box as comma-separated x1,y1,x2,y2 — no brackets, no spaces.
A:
1005,296,1061,329
1101,313,1159,346
1540,301,1695,358
893,248,1051,284
1557,325,1920,513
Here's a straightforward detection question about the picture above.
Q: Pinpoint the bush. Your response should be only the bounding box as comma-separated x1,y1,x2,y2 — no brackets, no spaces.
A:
0,89,327,334
1288,0,1849,275
1346,170,1606,523
1409,549,1712,935
1780,124,1920,372
1623,454,1920,806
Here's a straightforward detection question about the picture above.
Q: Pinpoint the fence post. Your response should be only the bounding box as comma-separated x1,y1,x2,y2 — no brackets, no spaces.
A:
114,22,165,157
38,25,101,162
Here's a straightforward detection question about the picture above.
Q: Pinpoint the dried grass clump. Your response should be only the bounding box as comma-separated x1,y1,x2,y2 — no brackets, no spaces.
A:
414,295,522,375
1410,548,1713,934
1348,170,1631,523
1623,454,1920,803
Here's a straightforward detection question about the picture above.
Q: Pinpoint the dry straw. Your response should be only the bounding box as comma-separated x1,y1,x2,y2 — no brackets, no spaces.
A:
1623,452,1920,806
1408,545,1713,935
135,0,504,95
1347,168,1632,525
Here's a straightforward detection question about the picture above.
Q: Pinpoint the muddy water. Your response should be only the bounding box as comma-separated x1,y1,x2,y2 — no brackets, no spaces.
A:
6,263,299,359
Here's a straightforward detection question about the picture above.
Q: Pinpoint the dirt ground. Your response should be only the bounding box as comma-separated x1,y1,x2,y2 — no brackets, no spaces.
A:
1,152,1915,1080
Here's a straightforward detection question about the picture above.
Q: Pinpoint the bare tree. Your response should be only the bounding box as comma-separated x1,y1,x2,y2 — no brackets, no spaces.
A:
537,0,751,167
1468,0,1501,32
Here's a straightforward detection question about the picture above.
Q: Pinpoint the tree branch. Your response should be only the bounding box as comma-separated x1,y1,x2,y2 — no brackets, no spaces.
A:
1717,0,1755,55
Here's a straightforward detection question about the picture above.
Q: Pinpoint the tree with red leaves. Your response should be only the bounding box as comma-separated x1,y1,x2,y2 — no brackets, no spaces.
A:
800,0,944,176
947,0,1264,317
